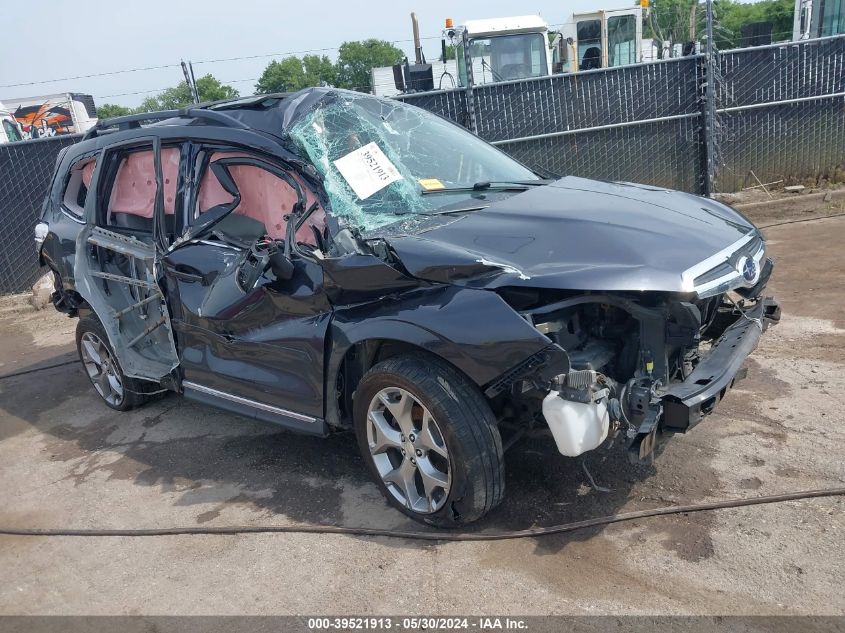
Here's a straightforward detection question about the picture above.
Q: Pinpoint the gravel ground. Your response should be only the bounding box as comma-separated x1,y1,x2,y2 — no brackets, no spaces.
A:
0,209,843,616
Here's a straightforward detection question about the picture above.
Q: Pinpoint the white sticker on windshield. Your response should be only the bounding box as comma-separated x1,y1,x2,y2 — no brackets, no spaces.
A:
333,142,403,200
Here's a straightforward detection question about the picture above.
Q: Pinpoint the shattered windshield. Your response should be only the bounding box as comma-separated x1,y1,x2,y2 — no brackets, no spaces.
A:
288,92,539,232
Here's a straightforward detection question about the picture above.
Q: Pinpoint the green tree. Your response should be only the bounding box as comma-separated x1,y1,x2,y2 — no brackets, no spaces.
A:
255,55,336,94
334,39,405,91
135,74,239,112
96,103,133,119
441,43,457,62
644,0,699,58
256,57,306,93
713,0,794,48
645,0,796,55
303,54,337,87
195,74,239,102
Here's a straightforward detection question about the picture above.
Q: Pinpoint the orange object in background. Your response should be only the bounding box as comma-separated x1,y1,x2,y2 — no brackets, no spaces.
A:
13,102,73,137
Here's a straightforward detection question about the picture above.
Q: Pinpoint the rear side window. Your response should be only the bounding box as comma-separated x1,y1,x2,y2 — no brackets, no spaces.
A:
61,155,97,218
102,146,180,234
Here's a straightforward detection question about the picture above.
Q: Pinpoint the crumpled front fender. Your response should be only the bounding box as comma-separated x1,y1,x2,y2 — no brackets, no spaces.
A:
327,284,555,389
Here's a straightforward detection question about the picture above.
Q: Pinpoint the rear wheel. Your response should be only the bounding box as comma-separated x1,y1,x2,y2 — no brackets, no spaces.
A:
354,353,505,527
76,314,152,411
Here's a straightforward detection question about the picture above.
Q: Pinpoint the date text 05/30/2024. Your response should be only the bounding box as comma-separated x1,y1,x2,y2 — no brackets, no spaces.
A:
307,617,528,630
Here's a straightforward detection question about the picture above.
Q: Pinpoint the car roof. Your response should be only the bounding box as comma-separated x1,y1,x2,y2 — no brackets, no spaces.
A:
85,87,347,142
64,87,395,172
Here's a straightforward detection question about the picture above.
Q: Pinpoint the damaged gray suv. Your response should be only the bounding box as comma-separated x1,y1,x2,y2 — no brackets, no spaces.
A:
36,88,780,526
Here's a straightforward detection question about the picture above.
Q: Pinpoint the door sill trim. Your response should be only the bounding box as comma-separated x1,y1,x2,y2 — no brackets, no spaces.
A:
182,381,316,424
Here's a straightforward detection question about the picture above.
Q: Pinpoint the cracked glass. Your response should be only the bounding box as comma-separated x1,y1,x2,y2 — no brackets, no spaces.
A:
288,92,538,233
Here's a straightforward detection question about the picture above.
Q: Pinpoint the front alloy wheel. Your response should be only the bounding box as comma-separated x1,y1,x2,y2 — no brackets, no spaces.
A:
354,352,505,527
366,387,451,514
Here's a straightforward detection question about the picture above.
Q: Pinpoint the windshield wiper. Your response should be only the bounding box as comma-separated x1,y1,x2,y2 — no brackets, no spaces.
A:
424,205,489,216
391,204,489,217
420,180,550,195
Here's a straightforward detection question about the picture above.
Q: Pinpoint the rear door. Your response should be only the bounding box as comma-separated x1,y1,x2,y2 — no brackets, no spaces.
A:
161,145,332,427
72,136,182,383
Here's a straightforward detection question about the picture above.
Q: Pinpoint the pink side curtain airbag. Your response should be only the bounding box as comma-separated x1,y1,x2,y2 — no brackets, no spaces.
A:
197,153,326,243
108,147,180,217
80,158,96,187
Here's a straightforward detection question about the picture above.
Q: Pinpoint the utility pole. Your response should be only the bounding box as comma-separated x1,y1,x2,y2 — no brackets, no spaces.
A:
461,29,478,134
181,60,200,104
703,0,717,196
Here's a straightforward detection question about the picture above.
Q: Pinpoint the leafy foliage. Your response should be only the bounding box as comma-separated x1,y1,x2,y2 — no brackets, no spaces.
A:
255,55,336,94
96,103,133,119
644,0,701,56
334,39,405,91
644,0,794,56
713,0,794,48
255,40,404,94
134,74,239,112
303,55,337,88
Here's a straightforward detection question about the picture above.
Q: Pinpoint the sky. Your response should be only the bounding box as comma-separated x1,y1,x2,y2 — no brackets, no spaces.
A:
1,0,631,108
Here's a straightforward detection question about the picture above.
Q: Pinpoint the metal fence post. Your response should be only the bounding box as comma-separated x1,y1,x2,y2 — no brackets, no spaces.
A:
702,0,718,196
461,29,479,134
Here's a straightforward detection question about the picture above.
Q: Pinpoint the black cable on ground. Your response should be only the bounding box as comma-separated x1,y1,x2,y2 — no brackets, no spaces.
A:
0,359,78,381
758,211,845,229
1,487,842,541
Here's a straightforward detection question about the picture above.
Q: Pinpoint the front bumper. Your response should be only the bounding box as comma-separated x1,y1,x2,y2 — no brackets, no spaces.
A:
628,296,781,460
661,296,780,431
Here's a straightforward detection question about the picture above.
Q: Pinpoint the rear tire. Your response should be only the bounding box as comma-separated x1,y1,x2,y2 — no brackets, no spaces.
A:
353,352,505,527
76,314,152,411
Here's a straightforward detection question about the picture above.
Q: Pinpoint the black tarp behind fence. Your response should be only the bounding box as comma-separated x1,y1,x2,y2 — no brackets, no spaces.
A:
0,134,80,294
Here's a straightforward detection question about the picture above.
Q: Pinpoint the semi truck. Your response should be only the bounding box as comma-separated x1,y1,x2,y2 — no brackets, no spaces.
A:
371,8,646,97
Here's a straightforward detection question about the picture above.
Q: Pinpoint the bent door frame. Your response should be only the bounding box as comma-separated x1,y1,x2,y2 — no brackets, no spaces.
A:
73,134,180,383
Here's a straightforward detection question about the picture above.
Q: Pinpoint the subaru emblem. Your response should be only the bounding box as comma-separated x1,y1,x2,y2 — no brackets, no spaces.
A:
740,257,757,283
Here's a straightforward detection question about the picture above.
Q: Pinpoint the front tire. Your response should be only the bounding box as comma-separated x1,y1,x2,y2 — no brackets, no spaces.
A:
76,314,151,411
353,352,505,527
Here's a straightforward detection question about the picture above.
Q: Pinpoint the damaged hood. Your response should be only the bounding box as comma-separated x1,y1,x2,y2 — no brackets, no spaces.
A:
386,176,756,293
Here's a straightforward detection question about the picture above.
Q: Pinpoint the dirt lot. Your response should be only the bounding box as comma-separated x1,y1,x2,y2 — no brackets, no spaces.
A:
0,202,844,616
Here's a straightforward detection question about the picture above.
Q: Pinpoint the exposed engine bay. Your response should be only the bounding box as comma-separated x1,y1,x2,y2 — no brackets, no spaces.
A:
488,289,780,462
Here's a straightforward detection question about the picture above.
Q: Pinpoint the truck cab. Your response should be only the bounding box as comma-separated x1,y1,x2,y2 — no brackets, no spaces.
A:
557,7,644,72
452,15,555,86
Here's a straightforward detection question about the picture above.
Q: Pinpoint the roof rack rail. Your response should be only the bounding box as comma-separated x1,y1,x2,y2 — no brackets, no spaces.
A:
84,107,249,140
206,92,292,109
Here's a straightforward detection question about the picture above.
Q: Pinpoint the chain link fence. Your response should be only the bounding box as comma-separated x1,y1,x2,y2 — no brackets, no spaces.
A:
399,34,845,196
0,135,80,294
713,35,845,191
402,57,709,192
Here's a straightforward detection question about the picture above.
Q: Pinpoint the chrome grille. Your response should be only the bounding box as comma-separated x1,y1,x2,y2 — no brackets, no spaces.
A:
682,232,766,298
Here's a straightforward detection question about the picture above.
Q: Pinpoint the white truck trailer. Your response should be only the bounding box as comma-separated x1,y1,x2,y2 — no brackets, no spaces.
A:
0,93,98,140
0,101,24,144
